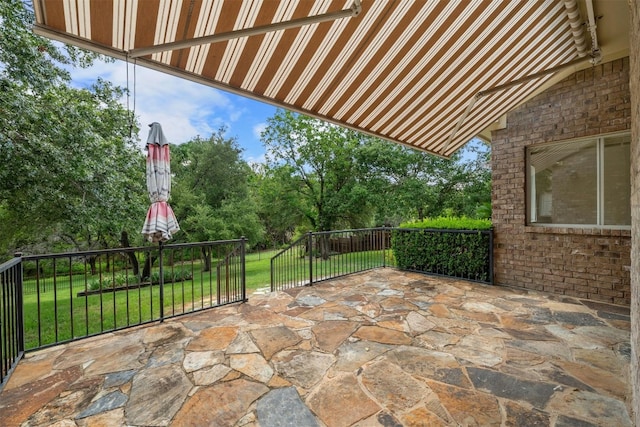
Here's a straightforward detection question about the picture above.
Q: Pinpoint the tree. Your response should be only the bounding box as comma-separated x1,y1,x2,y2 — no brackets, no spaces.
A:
251,163,304,248
0,0,147,256
357,139,491,223
258,110,492,256
170,130,264,270
459,142,492,219
261,110,373,232
261,110,378,259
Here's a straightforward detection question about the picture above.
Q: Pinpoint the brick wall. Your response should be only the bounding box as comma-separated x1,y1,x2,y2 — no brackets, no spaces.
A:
629,0,639,422
491,57,631,305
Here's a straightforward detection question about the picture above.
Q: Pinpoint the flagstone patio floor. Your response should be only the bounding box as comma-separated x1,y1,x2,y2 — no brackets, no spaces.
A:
0,268,633,426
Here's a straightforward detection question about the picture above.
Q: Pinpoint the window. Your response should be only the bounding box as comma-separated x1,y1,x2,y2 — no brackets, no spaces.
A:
526,133,630,228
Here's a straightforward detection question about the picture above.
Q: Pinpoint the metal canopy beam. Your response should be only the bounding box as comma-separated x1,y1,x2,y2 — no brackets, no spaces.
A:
129,0,362,58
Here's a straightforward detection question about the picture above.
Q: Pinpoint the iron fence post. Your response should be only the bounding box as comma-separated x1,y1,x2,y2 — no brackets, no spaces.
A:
308,232,313,286
241,237,247,302
14,252,24,354
159,241,164,322
270,256,275,293
382,227,387,268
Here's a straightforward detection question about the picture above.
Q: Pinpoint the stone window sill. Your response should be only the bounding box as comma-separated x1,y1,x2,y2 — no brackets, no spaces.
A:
524,225,631,237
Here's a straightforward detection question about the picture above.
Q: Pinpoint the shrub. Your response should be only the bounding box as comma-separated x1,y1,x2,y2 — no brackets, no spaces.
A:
149,269,193,284
87,269,193,292
400,216,492,230
88,273,138,291
392,217,492,282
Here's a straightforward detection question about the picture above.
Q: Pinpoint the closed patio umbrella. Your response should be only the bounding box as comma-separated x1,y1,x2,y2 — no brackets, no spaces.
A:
141,122,178,321
141,122,179,242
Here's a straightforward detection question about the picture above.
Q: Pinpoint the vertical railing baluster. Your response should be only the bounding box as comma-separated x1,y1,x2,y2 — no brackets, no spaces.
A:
216,248,221,306
111,254,117,331
53,258,58,343
308,232,313,286
270,255,275,292
241,238,247,302
1,267,7,382
124,252,130,326
383,227,387,268
69,256,74,340
16,254,24,365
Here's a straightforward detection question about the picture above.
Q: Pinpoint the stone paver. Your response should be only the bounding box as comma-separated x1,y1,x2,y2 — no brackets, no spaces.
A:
0,269,632,426
307,373,380,427
257,387,320,427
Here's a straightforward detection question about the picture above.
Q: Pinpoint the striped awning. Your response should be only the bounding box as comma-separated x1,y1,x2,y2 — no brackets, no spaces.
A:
32,0,591,157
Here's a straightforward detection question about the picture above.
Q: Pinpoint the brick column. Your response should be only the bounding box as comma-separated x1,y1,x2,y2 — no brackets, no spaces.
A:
630,0,640,422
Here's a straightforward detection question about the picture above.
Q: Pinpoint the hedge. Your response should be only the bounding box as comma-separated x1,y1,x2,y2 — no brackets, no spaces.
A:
391,217,492,283
400,217,492,230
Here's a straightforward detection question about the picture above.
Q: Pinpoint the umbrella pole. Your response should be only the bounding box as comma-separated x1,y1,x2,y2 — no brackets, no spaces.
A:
159,240,164,322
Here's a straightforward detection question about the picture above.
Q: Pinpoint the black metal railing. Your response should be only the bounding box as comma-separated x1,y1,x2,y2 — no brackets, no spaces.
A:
1,256,24,392
271,228,392,292
20,238,246,350
271,227,493,291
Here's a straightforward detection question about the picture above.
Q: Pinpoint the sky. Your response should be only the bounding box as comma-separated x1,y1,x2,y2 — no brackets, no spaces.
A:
68,57,278,164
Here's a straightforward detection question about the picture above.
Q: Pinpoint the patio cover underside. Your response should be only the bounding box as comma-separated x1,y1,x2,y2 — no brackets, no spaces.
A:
34,0,588,157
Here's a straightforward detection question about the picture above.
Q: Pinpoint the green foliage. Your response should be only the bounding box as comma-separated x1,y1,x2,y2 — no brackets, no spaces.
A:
88,273,138,291
392,217,492,282
87,268,193,291
169,130,265,246
357,139,491,224
475,201,492,220
400,216,492,230
0,0,145,256
149,269,194,285
172,131,250,208
261,109,374,234
252,164,305,246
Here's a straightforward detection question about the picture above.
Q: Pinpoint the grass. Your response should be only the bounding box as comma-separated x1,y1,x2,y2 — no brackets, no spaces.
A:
244,250,275,290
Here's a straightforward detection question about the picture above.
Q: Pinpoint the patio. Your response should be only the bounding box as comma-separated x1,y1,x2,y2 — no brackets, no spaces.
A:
0,268,632,426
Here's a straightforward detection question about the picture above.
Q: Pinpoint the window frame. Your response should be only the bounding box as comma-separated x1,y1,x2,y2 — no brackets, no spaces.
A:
525,131,631,230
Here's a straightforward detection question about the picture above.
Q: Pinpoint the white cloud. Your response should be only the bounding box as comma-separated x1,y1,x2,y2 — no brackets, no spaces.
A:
246,153,266,166
228,108,246,123
67,56,278,158
252,122,267,140
69,59,240,146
